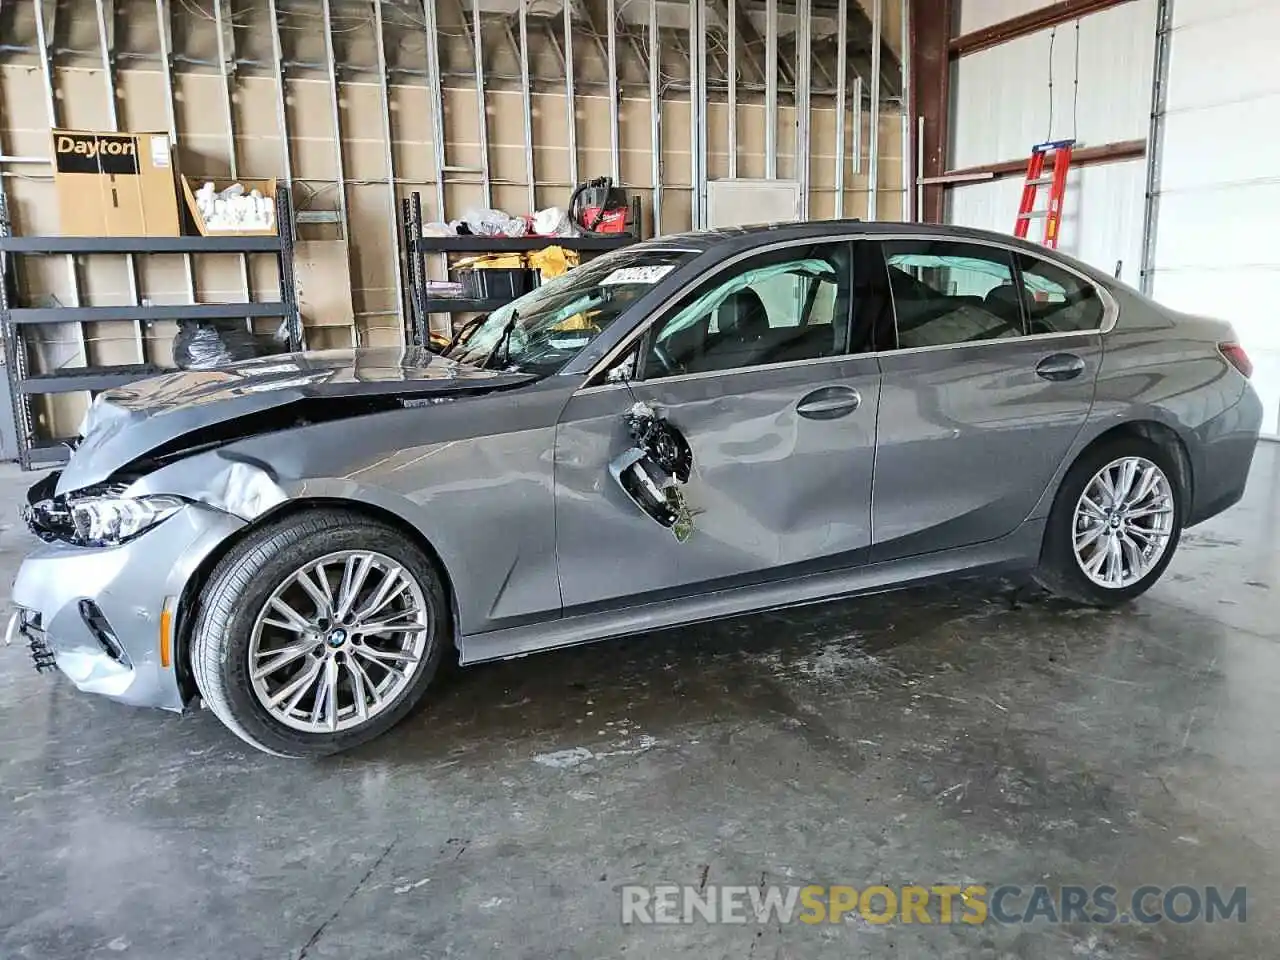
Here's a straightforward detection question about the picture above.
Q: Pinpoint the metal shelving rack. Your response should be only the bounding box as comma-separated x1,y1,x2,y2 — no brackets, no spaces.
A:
400,191,636,347
0,186,302,469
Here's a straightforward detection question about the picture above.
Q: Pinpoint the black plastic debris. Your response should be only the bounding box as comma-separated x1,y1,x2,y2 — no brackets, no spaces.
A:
172,319,290,370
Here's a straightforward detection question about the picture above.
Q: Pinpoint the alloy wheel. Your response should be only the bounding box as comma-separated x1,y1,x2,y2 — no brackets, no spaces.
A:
247,550,430,733
1072,456,1176,589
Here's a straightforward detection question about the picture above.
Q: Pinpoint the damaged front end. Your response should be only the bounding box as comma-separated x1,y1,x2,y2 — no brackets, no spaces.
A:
10,347,560,712
609,402,696,541
56,348,539,494
11,466,248,710
23,471,189,548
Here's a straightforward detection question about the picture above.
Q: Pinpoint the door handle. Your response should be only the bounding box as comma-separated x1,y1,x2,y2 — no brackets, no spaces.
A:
1035,353,1086,382
797,386,861,420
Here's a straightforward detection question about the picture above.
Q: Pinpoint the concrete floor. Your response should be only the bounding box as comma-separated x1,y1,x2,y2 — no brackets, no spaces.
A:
1,447,1278,960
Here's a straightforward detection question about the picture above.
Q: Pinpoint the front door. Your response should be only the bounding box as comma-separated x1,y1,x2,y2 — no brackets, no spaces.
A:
553,239,883,612
868,237,1107,560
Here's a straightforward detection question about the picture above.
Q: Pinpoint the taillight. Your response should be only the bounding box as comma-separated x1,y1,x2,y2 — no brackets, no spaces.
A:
1219,342,1253,379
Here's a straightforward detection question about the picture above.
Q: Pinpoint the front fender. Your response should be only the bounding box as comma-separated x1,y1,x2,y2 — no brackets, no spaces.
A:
128,435,560,638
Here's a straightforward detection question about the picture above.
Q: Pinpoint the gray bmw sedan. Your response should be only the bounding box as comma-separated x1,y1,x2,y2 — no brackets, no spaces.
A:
10,221,1263,756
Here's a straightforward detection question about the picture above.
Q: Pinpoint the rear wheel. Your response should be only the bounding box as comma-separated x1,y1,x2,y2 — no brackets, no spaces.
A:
1034,437,1183,606
190,510,448,757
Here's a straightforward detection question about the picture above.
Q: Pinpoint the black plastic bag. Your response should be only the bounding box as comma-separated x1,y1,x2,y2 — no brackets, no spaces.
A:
172,319,289,370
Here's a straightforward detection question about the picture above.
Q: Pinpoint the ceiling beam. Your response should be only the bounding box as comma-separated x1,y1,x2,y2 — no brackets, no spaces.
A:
940,138,1146,181
950,0,1138,58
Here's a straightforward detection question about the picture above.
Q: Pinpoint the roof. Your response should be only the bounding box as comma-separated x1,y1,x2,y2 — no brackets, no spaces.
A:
627,219,1112,286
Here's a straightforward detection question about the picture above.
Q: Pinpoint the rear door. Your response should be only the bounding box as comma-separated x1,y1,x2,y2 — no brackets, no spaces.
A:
553,239,887,612
869,237,1109,560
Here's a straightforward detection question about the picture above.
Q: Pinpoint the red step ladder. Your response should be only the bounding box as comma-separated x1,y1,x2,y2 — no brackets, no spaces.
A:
1014,139,1075,249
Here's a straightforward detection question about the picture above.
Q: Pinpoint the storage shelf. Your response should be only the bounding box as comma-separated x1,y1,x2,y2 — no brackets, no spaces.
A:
0,235,283,254
8,302,291,324
27,438,74,466
401,190,640,347
413,234,636,254
0,186,302,469
23,364,164,394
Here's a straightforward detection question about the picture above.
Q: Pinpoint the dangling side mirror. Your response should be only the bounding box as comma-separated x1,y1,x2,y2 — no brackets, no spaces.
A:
607,402,696,541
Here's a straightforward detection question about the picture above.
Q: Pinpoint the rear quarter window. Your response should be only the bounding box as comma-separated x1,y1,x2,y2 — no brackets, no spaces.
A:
1018,254,1107,334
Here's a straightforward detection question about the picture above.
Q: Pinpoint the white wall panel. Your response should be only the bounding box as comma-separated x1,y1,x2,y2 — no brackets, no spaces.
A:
947,177,1023,234
1159,93,1280,194
950,0,1156,170
1154,183,1280,274
1165,6,1280,111
1151,0,1280,436
1173,0,1268,25
948,159,1147,287
956,0,1049,35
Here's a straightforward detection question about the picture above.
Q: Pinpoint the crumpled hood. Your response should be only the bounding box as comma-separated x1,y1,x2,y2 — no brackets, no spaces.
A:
57,347,536,494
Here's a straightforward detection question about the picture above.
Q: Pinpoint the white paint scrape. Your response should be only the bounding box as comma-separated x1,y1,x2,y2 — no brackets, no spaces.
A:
531,747,595,769
532,735,660,769
394,878,431,894
748,636,892,685
795,643,882,679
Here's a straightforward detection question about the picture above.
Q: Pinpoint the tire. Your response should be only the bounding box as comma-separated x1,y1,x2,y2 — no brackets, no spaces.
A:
1034,436,1185,607
190,509,449,757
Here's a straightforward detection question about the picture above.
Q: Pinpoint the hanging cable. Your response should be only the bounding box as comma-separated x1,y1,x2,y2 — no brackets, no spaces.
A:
1046,27,1056,142
1073,19,1082,140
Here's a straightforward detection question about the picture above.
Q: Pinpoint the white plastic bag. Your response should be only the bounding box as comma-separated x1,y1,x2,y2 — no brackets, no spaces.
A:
533,206,572,237
463,208,510,237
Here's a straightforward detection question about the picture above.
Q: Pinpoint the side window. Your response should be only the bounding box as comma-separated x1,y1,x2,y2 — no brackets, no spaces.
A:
644,243,852,378
882,240,1024,349
1017,254,1106,334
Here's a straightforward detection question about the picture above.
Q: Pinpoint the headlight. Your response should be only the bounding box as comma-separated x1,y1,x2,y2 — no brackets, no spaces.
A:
67,494,188,545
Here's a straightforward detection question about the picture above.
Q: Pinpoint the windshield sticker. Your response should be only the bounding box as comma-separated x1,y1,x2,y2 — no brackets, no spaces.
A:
600,264,675,286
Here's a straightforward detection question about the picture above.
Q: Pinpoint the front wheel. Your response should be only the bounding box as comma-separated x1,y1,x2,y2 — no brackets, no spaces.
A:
1034,437,1184,607
190,510,448,757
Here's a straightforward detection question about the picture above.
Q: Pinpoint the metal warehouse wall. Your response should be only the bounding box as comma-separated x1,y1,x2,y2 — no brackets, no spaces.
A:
0,0,909,440
945,0,1157,288
1150,0,1280,437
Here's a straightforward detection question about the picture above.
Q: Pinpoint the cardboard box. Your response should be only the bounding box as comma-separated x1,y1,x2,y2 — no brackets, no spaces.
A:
294,239,355,328
51,129,181,237
181,176,278,237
